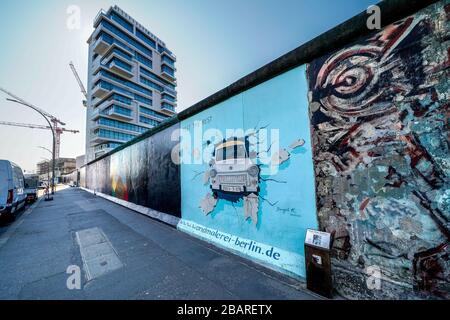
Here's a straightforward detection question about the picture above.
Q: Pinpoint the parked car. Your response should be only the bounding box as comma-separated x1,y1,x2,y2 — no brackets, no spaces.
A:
37,181,46,190
24,174,39,203
210,138,260,195
0,160,27,220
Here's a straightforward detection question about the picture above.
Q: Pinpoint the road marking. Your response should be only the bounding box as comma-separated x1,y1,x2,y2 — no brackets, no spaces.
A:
75,227,123,281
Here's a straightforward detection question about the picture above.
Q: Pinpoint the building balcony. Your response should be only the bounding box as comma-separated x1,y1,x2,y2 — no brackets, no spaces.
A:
161,70,176,82
161,59,176,70
90,108,100,120
91,104,133,122
160,49,177,61
161,102,176,115
161,95,177,105
91,121,141,137
90,134,109,144
95,98,130,111
108,58,134,78
91,134,127,145
92,83,110,99
162,87,177,98
93,9,108,28
92,36,111,55
93,73,152,102
103,106,133,121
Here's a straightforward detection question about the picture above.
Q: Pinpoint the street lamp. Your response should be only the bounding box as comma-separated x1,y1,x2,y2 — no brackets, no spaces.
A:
40,157,53,201
38,146,53,157
37,145,54,192
5,98,56,195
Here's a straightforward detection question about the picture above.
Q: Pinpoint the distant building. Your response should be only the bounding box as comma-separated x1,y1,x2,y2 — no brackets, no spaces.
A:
76,155,86,169
85,5,177,162
37,158,76,183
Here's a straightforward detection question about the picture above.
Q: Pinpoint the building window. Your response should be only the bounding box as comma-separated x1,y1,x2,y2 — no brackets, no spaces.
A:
95,128,137,142
99,20,153,57
135,52,152,68
161,102,175,112
106,58,132,72
97,69,153,96
102,105,132,117
139,116,159,126
108,93,132,105
136,29,156,49
162,65,175,77
97,117,148,133
139,106,169,120
140,76,164,92
109,11,133,33
161,94,176,103
162,55,175,67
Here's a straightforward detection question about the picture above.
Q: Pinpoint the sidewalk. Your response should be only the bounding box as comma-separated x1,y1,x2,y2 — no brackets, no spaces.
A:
0,187,319,300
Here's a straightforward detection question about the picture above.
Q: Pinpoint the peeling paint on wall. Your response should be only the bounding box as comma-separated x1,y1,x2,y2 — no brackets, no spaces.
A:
307,1,449,299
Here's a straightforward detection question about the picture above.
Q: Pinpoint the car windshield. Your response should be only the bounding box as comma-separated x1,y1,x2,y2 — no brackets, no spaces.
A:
216,144,247,161
25,178,38,188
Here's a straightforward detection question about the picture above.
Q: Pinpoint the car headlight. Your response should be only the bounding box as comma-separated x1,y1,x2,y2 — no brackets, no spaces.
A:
248,165,259,177
210,169,217,178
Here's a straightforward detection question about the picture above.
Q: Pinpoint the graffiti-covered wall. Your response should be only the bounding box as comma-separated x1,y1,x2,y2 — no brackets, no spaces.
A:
85,124,181,219
178,66,318,278
81,0,447,300
307,1,449,299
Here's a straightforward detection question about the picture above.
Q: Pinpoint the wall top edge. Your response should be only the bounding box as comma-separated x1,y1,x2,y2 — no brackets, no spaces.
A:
84,0,440,167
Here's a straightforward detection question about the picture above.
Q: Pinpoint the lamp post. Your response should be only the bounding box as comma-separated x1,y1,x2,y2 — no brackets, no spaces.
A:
38,146,53,155
37,146,55,195
5,98,56,195
40,157,53,201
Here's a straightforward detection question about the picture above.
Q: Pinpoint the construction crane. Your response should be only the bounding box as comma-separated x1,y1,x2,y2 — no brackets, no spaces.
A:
0,86,66,123
0,121,79,159
69,61,88,107
0,87,73,159
0,87,73,194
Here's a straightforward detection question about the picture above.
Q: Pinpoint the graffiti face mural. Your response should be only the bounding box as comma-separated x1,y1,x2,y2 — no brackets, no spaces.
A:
180,66,318,277
307,2,449,299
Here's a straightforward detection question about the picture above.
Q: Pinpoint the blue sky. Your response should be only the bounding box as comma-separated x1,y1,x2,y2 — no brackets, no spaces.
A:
0,0,377,172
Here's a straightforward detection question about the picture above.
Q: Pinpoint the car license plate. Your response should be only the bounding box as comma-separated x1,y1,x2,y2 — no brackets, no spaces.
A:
222,186,242,192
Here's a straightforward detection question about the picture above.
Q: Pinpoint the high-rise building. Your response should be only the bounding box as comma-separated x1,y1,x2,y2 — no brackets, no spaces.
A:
86,6,177,161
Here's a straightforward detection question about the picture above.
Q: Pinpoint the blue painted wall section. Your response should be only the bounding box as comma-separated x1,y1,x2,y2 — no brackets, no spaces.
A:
179,66,318,278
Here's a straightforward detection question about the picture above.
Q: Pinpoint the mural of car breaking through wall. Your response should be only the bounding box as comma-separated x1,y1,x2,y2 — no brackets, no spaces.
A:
81,1,449,299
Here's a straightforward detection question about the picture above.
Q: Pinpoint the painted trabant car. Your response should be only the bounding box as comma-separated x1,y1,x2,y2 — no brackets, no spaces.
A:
209,139,259,195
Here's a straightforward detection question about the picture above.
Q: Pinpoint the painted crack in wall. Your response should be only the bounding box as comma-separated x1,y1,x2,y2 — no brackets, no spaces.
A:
307,1,449,299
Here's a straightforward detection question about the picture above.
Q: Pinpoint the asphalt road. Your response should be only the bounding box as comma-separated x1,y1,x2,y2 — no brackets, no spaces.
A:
0,186,318,300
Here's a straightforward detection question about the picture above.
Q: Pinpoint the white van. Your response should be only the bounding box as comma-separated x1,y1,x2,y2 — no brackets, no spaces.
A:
24,174,39,202
0,160,27,220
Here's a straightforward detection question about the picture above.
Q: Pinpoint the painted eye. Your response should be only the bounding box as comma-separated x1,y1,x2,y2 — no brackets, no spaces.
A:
315,47,383,117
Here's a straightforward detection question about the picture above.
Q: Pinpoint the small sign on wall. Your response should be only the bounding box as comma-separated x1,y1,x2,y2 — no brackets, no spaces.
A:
304,229,333,298
305,229,331,250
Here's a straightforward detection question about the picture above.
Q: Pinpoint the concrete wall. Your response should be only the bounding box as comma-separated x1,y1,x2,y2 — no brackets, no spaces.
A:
307,1,449,299
81,0,448,299
85,124,181,219
178,65,318,278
